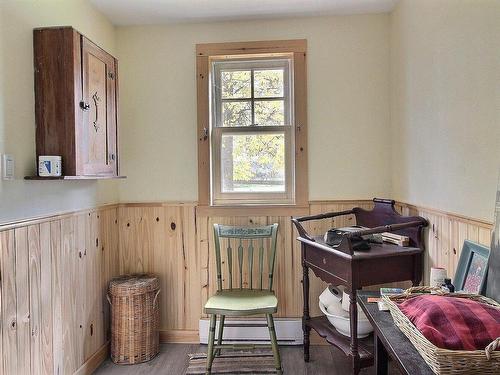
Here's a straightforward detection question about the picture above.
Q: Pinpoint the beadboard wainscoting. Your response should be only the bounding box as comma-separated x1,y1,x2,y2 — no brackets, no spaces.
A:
0,200,493,374
116,200,493,344
396,202,492,287
0,206,120,375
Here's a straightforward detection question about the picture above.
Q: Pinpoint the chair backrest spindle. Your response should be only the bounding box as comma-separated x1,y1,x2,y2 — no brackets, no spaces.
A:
248,240,254,289
238,238,244,289
214,228,223,291
227,239,233,290
268,237,277,290
259,239,264,289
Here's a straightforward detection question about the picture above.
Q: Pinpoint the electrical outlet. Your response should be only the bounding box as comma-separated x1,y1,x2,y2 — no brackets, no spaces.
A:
2,154,14,180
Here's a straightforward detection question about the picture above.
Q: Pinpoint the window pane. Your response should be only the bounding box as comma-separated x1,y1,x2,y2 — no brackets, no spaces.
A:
222,101,252,127
221,70,251,99
255,100,285,126
221,133,285,192
254,69,284,98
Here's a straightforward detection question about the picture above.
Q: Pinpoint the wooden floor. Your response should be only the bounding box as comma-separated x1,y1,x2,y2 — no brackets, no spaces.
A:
95,344,399,374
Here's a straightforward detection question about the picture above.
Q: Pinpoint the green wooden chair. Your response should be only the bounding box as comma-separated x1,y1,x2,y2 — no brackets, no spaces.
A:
204,223,282,375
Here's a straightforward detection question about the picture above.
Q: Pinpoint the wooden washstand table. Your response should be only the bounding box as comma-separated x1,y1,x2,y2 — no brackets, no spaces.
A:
292,199,428,375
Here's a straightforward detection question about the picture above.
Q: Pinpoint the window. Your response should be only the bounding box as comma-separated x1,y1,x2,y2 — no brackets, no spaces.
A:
211,58,294,205
196,40,308,209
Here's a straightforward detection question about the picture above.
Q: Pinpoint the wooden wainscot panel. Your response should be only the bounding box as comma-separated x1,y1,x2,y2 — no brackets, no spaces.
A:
28,224,42,374
51,219,64,375
1,229,18,374
15,226,31,375
270,215,297,317
60,214,80,373
40,222,54,375
0,206,119,375
117,204,200,332
396,202,492,284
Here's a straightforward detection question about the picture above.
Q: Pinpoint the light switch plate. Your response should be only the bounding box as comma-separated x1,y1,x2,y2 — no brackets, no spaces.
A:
2,154,14,180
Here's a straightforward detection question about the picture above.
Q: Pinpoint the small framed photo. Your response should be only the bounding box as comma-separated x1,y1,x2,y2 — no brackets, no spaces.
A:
454,240,490,294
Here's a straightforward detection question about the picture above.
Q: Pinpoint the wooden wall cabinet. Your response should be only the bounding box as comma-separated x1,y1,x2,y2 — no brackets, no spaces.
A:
32,27,122,178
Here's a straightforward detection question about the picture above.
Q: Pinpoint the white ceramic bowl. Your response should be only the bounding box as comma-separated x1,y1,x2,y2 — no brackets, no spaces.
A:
326,299,368,320
319,300,373,338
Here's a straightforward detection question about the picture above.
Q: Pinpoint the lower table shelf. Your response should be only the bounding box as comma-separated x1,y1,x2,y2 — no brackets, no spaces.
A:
306,316,374,368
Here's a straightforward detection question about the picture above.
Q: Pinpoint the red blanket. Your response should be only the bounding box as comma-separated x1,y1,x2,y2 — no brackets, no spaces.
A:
397,295,500,351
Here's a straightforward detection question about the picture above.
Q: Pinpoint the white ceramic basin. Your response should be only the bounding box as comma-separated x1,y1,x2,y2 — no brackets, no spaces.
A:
318,300,373,338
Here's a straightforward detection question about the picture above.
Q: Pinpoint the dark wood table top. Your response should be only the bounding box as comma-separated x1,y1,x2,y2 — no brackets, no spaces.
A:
298,235,423,260
357,291,434,375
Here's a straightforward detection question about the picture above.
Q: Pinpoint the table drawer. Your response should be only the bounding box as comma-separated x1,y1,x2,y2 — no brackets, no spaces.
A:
304,247,350,284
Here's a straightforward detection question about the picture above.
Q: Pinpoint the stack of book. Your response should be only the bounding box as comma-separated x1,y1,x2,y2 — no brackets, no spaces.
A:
380,287,405,296
377,288,405,311
381,232,410,246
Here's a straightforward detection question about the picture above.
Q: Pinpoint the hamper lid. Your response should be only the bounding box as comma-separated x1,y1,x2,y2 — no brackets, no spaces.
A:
109,273,160,297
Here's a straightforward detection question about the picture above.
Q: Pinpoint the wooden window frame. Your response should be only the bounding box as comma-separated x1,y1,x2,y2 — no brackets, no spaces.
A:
196,39,308,212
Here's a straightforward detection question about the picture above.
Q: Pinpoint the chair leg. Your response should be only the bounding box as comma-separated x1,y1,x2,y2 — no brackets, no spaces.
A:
215,314,225,356
266,314,283,375
206,314,217,375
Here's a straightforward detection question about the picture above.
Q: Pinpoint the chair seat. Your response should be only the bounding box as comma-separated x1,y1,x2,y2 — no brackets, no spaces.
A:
204,289,278,316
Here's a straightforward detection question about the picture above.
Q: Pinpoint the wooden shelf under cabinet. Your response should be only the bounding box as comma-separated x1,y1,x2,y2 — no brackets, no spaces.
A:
24,175,126,180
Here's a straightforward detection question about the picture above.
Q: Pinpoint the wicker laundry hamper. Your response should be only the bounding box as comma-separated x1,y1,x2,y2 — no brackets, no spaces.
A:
107,274,160,364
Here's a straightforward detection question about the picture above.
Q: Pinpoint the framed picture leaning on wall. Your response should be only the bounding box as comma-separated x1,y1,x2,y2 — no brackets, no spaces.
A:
454,240,490,294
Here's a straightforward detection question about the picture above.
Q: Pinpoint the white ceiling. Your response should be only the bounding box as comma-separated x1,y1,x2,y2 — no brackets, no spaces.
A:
89,0,399,26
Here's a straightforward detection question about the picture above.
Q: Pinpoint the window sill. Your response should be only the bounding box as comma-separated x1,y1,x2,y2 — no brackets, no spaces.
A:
196,204,309,217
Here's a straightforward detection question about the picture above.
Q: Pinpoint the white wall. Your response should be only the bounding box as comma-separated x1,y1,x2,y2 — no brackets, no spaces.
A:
116,15,392,203
2,1,498,224
390,0,500,221
0,0,119,224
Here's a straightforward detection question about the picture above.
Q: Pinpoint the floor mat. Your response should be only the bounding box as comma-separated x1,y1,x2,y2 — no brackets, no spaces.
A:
186,351,278,374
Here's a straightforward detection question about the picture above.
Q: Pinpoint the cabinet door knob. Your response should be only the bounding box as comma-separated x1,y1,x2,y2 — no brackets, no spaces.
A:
109,153,115,161
80,101,90,110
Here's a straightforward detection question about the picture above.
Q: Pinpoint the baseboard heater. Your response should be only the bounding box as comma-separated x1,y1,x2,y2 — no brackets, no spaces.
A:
199,318,303,345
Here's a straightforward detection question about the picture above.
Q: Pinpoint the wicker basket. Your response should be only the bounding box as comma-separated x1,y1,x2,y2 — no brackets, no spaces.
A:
383,286,500,374
108,274,160,365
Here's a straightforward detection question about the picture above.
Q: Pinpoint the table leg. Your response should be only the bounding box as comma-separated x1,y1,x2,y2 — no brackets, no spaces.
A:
349,289,360,375
412,253,423,287
302,256,311,362
375,333,388,375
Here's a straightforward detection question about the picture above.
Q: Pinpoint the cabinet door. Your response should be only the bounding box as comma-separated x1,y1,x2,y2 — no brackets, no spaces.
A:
81,37,117,175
